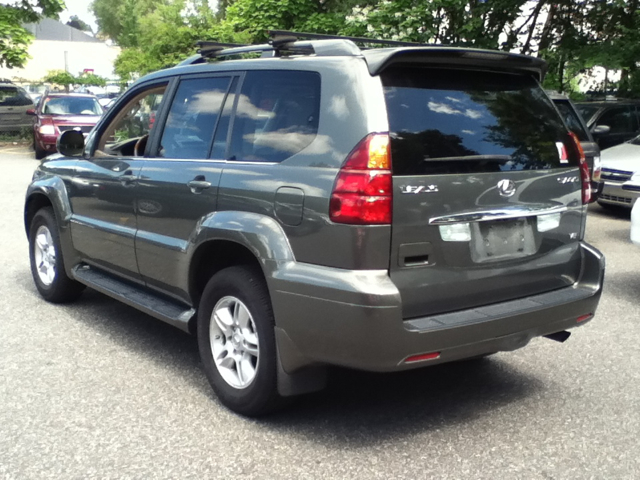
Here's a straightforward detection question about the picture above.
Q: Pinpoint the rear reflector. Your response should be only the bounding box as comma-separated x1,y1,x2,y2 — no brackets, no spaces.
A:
330,133,392,225
405,352,441,363
577,314,593,323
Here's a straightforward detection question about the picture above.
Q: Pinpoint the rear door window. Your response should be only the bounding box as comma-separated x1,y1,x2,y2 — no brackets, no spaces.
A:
227,70,320,163
159,76,231,159
382,68,572,176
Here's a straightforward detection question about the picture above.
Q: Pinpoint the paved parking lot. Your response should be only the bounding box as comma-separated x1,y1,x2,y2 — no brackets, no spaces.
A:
1,147,639,479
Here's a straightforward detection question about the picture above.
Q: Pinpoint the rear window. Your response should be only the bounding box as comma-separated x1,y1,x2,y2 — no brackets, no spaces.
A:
0,86,33,107
382,68,573,176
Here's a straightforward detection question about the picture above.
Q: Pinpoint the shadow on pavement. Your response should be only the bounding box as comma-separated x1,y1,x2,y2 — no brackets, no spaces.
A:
588,203,631,220
261,358,543,445
15,268,544,442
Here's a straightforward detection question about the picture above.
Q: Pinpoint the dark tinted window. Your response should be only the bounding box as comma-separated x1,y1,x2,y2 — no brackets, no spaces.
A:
554,100,590,142
383,68,574,175
597,106,634,134
0,86,33,107
576,105,600,123
159,77,231,159
211,77,238,159
227,71,320,163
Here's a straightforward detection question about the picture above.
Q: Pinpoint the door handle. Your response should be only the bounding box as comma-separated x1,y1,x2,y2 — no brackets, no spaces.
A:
188,175,211,194
120,170,138,186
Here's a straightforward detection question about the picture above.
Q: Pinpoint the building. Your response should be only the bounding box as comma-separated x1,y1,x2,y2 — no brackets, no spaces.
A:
0,18,120,82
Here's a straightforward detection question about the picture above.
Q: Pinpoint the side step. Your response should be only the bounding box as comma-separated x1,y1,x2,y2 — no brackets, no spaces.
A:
73,266,195,333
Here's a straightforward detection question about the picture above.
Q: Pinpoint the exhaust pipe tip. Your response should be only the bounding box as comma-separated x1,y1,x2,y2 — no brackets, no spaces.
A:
544,331,571,343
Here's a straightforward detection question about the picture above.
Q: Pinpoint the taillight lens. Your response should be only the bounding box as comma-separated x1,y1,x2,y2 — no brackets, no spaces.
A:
329,133,392,225
568,132,591,204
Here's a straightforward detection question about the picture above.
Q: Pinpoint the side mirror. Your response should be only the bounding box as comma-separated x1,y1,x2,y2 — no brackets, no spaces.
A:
57,130,85,157
591,125,611,136
26,109,36,116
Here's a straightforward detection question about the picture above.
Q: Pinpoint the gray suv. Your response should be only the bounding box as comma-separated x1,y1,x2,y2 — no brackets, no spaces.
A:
24,32,605,416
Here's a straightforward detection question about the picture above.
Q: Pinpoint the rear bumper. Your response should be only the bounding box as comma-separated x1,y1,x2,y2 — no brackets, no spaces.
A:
271,242,605,373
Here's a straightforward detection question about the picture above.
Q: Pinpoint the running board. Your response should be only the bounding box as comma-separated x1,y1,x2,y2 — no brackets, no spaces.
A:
72,266,195,333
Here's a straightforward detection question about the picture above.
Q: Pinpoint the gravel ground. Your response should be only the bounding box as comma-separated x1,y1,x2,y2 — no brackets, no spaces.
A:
1,148,639,479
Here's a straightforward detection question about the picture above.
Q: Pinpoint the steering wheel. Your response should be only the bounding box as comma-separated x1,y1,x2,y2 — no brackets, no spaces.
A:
134,134,149,157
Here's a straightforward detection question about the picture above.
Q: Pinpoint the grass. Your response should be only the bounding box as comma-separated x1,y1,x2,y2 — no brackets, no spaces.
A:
0,128,33,145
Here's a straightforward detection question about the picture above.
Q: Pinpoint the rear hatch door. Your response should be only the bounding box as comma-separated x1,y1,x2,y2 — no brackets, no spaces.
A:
382,67,585,319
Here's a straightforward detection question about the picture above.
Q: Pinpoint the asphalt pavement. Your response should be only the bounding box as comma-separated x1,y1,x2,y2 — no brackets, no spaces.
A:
1,147,639,479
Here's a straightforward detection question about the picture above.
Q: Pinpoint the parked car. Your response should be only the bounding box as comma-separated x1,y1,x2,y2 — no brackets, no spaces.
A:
24,32,605,416
0,82,35,132
549,92,603,200
30,92,103,159
597,134,640,208
576,100,640,150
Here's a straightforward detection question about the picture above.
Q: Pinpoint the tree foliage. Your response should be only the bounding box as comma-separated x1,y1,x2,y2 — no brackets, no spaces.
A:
0,0,65,69
43,70,108,92
92,0,640,98
66,15,92,34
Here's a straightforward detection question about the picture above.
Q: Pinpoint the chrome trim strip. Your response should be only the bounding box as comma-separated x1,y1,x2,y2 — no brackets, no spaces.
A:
429,205,568,225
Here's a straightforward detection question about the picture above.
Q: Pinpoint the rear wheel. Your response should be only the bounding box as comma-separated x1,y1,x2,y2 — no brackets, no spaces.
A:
197,265,287,416
28,207,85,303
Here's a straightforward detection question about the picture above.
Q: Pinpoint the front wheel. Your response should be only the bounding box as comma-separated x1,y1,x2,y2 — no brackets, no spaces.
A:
197,265,287,416
28,207,85,303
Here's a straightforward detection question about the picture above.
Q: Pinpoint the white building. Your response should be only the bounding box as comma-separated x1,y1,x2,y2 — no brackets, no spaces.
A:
0,19,120,82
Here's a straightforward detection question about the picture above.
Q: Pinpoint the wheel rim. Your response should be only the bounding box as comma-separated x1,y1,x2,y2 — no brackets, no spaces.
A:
209,296,260,389
33,225,56,286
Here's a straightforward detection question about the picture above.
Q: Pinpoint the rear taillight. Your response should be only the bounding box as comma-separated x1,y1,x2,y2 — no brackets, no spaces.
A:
329,133,392,225
568,132,591,204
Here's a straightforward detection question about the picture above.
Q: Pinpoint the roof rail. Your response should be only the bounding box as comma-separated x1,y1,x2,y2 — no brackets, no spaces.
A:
180,32,364,66
268,30,426,48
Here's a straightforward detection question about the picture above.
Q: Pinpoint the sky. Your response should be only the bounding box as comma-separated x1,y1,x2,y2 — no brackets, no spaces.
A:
59,0,98,32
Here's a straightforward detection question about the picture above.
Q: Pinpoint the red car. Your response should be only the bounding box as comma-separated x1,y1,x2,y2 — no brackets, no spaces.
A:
30,93,103,159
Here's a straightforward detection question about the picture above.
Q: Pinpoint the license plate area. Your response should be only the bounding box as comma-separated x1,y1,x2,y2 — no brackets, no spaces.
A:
470,218,536,263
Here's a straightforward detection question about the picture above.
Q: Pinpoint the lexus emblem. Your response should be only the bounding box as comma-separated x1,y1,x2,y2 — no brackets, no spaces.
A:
497,179,516,197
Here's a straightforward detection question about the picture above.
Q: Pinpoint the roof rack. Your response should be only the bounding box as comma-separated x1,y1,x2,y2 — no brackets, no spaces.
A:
179,31,368,66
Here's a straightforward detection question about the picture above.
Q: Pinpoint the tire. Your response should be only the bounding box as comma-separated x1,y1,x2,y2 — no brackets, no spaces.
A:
35,145,47,160
29,207,85,303
197,265,287,416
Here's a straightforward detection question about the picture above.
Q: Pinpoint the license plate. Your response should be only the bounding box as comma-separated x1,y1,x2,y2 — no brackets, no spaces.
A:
469,218,536,263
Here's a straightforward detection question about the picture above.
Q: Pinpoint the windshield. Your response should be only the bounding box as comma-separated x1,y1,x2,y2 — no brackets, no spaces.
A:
0,86,33,107
42,96,103,116
576,105,600,123
382,68,572,175
554,100,590,142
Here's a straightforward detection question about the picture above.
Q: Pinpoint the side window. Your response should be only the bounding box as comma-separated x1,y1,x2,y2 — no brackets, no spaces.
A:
96,85,166,157
228,70,321,163
597,106,634,134
159,76,231,159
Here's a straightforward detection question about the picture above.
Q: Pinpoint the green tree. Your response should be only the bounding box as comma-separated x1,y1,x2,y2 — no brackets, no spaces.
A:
66,15,93,34
0,0,65,69
42,69,77,92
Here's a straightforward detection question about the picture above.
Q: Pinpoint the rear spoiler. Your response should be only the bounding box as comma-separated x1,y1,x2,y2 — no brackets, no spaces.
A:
363,47,548,81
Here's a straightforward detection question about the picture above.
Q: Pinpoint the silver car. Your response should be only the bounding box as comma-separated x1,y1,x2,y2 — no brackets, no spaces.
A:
0,83,35,132
598,134,640,208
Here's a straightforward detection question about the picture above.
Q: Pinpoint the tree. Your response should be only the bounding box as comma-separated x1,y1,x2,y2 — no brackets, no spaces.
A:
0,0,65,69
42,70,108,92
66,15,93,34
